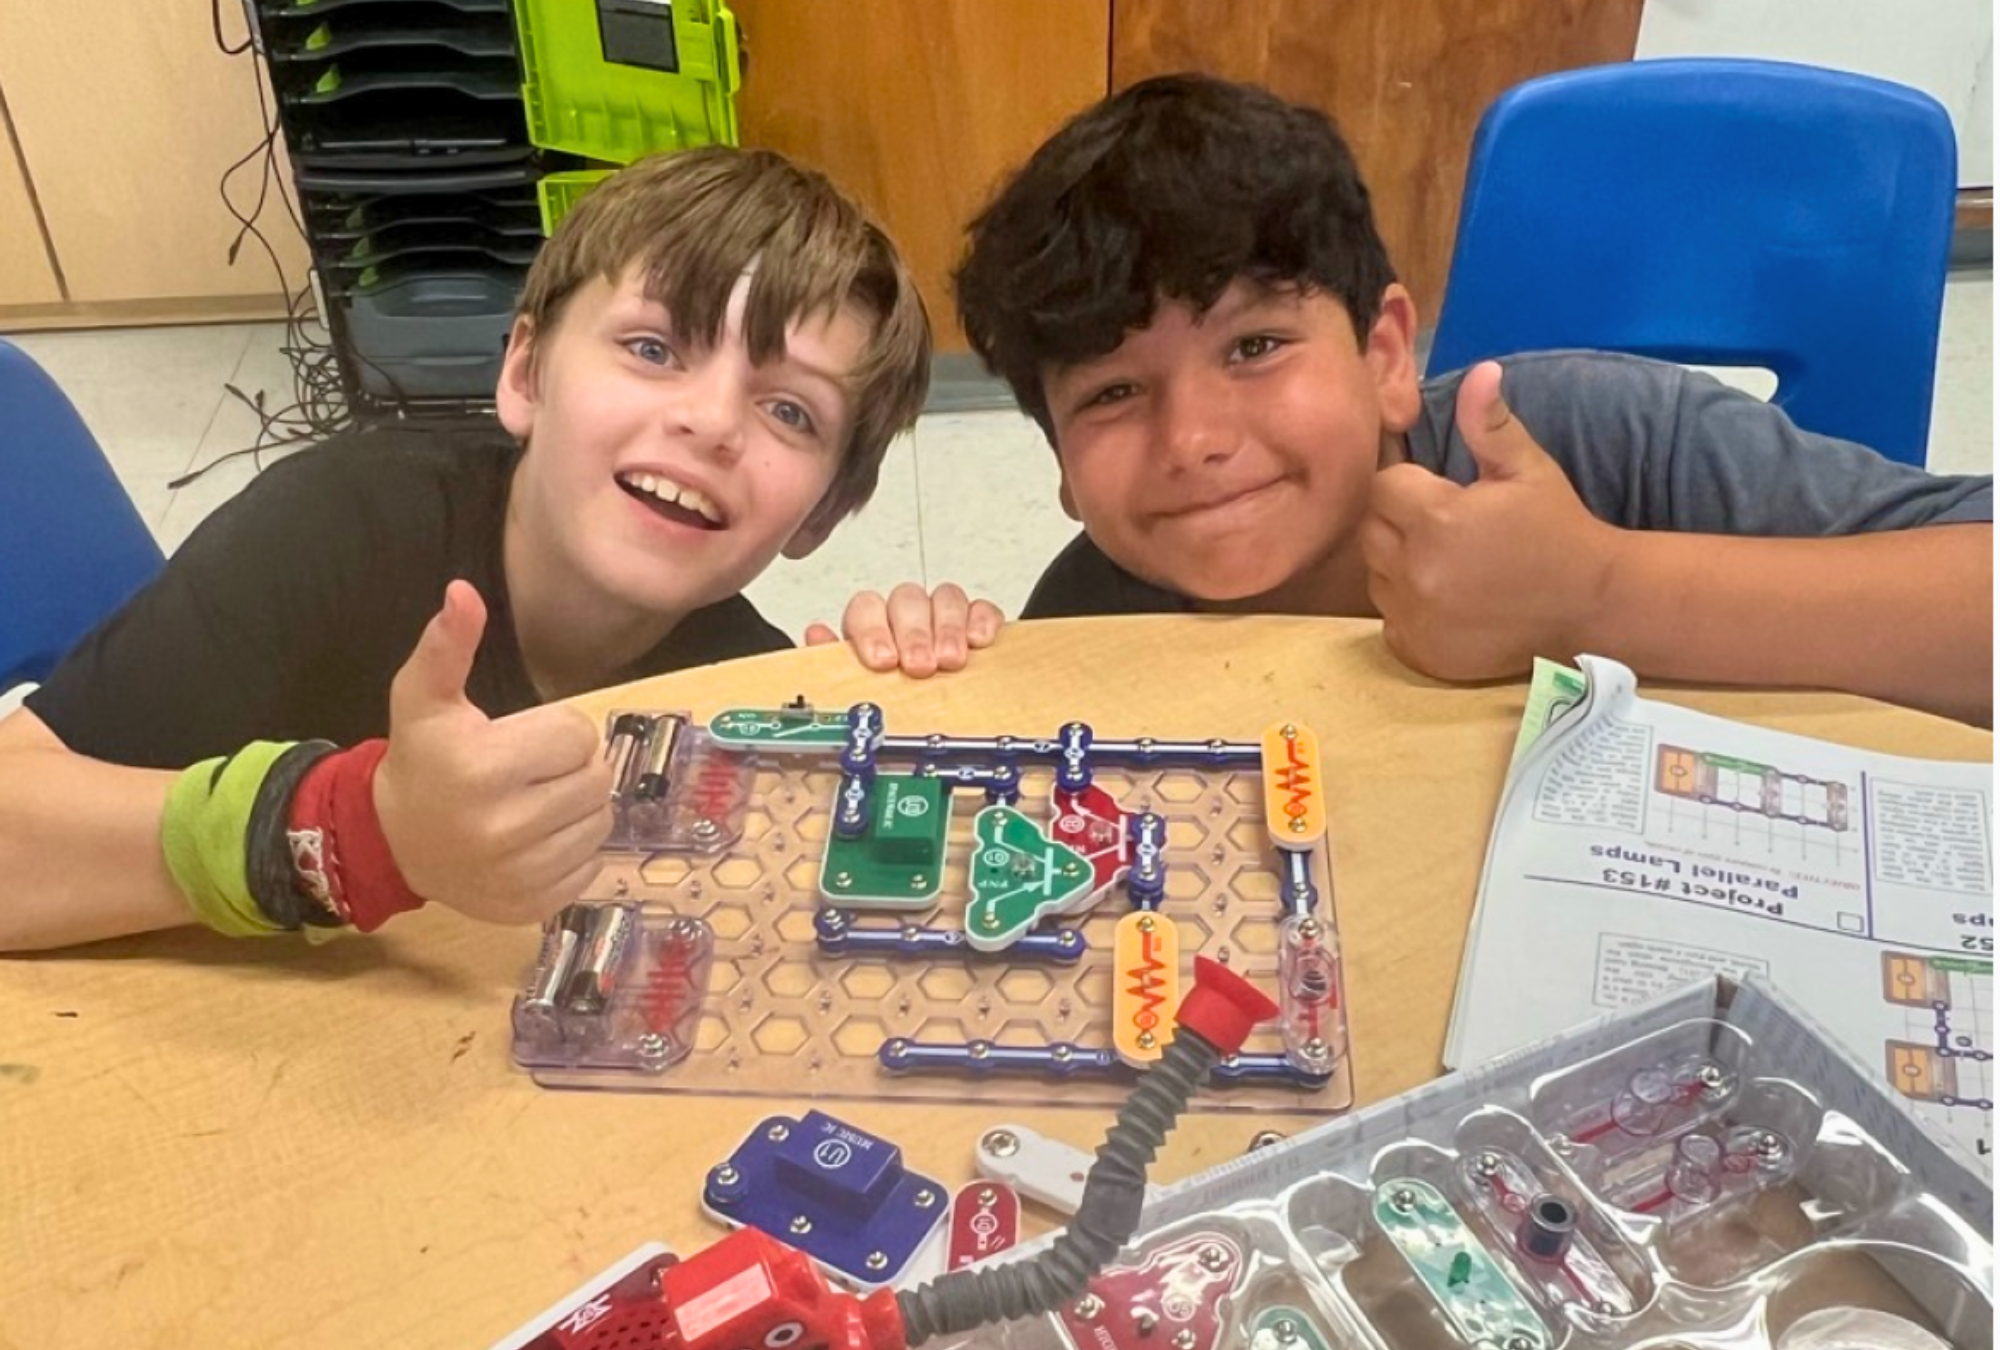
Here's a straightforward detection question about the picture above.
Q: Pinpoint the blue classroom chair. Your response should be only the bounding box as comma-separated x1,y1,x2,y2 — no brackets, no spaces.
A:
0,337,165,691
1427,58,1958,466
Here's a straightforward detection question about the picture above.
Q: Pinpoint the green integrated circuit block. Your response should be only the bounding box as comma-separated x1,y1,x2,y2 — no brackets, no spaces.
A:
819,775,950,909
1249,1306,1336,1350
964,806,1093,953
1373,1178,1549,1350
709,706,852,750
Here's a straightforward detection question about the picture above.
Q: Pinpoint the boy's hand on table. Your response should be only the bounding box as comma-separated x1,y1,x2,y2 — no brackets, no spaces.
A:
805,582,1005,678
1362,361,1623,681
375,581,613,925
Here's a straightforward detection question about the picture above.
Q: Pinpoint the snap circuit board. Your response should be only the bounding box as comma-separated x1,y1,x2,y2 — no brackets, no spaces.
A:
512,701,1352,1115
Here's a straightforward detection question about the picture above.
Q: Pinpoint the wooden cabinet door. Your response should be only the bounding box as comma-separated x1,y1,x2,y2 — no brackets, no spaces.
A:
0,90,60,307
0,0,309,306
1112,0,1644,320
732,0,1111,352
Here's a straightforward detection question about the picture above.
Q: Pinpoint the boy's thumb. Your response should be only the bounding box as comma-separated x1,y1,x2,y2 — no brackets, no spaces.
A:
392,580,489,722
1456,361,1542,481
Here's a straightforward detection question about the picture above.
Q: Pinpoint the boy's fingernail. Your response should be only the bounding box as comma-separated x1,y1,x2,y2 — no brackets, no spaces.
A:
870,642,894,664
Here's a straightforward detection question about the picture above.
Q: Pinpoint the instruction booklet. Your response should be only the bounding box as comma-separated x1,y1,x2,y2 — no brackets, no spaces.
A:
1447,656,1994,1169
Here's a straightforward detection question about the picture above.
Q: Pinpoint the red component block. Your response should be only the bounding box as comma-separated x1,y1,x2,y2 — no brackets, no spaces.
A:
1057,1232,1243,1350
665,1229,904,1350
1051,785,1129,898
529,1229,905,1350
947,1180,1021,1269
517,1251,680,1350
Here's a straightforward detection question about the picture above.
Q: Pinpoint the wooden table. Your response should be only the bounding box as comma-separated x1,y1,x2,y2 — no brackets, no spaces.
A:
2,617,1987,1349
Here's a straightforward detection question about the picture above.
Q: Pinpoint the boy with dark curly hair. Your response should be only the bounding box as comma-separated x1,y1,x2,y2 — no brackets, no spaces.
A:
955,74,1992,724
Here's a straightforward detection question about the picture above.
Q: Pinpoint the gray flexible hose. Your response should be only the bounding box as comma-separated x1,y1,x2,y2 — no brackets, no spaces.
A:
895,1027,1223,1345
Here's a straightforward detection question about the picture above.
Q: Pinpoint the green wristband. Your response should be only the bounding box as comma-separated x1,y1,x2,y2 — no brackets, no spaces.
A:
161,742,296,938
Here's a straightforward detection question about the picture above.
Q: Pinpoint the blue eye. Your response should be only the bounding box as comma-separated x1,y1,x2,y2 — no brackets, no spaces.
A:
771,400,818,434
626,336,673,365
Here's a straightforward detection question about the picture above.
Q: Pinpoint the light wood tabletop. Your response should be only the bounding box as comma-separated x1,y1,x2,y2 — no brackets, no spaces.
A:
2,616,1988,1350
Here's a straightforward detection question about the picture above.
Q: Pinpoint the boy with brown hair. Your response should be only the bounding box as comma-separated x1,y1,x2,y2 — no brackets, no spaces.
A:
954,74,1992,724
0,145,996,951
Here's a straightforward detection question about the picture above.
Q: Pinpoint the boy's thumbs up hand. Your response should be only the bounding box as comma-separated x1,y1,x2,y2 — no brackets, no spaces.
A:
375,581,613,925
1457,358,1549,481
1360,362,1622,681
389,577,490,727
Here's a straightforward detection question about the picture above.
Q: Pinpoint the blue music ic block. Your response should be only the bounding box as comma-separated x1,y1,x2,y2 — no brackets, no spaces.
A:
703,1109,947,1288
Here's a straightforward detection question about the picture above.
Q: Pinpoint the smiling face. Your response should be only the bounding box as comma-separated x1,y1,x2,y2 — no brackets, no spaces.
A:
1044,278,1422,612
496,265,866,632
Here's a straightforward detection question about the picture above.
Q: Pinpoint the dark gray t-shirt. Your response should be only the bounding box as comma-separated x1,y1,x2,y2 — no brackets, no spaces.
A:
1022,351,1994,617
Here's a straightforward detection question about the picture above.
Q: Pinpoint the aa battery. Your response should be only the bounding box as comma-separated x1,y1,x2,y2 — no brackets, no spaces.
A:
523,904,592,1013
633,712,687,802
562,903,637,1015
604,713,652,800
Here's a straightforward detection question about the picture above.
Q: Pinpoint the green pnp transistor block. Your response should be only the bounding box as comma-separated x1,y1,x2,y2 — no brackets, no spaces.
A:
964,806,1094,954
819,775,950,910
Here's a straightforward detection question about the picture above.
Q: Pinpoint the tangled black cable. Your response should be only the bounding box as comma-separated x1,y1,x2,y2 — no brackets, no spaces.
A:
210,0,251,56
180,1,441,488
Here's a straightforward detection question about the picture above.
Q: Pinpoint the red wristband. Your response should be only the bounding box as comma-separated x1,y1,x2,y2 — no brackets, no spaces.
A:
285,738,427,933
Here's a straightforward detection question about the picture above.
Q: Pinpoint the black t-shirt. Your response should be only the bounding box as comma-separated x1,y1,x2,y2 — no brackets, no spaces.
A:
1023,534,1187,619
28,424,790,769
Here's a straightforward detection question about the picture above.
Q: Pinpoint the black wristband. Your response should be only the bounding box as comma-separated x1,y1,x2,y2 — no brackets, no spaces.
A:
244,739,342,930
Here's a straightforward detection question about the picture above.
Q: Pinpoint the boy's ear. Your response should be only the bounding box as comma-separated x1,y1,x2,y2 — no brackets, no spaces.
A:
495,315,540,440
1057,471,1083,522
1054,433,1082,521
1366,283,1424,434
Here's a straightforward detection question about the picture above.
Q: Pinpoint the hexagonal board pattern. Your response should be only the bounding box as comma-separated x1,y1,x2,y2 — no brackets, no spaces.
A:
539,747,1353,1115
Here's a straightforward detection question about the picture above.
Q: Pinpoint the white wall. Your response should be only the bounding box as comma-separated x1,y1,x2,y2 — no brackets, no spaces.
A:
1636,0,1993,187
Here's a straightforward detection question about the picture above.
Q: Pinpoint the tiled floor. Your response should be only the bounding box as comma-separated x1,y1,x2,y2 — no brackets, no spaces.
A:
7,270,1994,645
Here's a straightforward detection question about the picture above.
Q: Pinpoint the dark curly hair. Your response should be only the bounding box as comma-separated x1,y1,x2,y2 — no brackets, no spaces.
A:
954,74,1395,440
